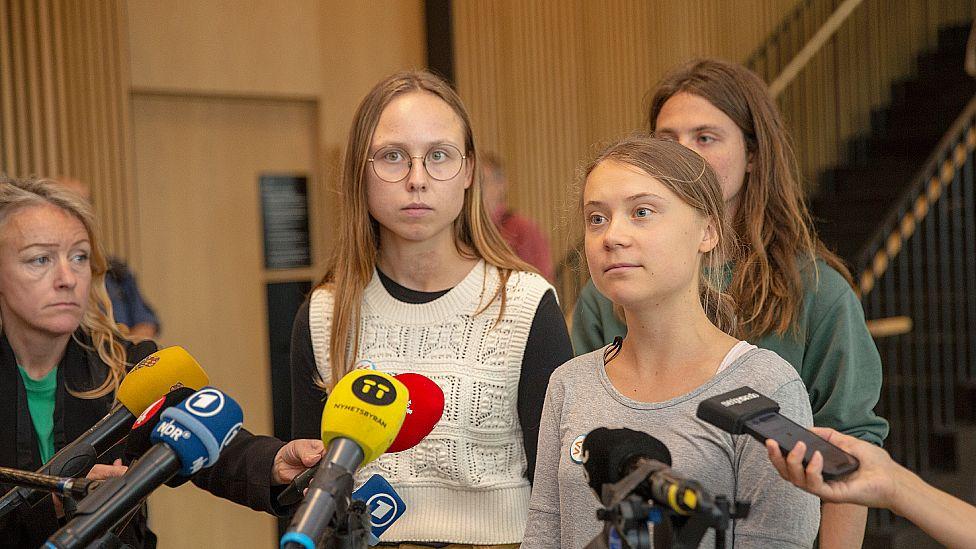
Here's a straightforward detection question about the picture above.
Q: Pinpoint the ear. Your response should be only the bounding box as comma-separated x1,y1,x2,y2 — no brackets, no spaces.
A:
745,149,754,174
699,218,719,254
463,160,475,190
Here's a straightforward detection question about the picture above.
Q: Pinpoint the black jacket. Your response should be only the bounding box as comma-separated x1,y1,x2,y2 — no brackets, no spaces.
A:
0,332,289,549
0,331,157,548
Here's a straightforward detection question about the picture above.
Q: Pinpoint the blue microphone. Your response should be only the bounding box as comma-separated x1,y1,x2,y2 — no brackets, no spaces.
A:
352,474,406,545
44,387,244,549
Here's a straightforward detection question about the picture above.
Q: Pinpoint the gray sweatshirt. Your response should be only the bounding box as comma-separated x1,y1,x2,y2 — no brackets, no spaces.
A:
523,347,820,549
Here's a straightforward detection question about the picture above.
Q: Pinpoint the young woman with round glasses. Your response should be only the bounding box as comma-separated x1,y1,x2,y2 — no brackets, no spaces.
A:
289,70,573,547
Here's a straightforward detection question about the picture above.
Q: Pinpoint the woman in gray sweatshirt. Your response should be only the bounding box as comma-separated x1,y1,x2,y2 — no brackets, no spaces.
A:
523,136,820,549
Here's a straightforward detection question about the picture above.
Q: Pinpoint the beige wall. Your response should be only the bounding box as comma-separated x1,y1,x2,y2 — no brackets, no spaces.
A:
454,0,801,284
0,0,137,257
132,94,317,547
127,0,427,225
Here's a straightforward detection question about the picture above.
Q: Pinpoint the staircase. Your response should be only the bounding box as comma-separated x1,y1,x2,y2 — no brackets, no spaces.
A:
802,20,976,548
812,23,976,264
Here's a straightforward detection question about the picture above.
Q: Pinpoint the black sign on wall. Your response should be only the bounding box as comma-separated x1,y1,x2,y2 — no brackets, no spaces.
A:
260,175,311,269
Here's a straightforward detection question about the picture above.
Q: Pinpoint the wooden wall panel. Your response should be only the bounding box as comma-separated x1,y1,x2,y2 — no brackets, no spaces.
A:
132,94,316,547
0,0,136,261
126,0,324,97
455,0,801,277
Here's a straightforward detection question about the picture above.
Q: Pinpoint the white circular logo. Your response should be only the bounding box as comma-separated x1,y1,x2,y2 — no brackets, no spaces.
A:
365,493,398,527
569,434,586,464
185,389,225,417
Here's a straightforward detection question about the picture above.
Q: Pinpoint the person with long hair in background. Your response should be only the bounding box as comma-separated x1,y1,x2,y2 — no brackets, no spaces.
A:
524,136,819,548
571,59,887,546
290,70,573,547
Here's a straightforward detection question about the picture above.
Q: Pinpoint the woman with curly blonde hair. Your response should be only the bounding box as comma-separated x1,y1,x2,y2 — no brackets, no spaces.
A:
0,176,156,547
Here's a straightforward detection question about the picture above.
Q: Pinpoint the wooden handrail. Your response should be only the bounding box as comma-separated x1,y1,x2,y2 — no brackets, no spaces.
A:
768,0,865,97
856,95,976,295
866,316,913,338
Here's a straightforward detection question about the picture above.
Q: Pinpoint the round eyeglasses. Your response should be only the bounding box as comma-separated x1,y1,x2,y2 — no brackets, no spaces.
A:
367,144,467,182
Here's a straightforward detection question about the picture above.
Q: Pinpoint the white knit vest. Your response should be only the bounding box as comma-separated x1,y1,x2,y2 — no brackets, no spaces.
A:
308,260,553,543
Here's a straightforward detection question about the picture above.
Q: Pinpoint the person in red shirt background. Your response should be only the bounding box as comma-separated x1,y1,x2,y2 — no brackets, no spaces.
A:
482,152,555,282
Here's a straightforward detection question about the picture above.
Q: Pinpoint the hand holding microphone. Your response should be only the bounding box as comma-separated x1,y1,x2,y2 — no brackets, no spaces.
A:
272,439,326,485
764,427,894,508
45,386,244,549
280,369,408,549
278,371,444,507
766,426,976,549
0,346,209,519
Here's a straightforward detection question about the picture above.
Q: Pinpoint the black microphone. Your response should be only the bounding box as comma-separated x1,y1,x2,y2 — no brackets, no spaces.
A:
0,346,209,519
123,386,198,489
123,386,196,463
696,386,859,480
582,428,706,516
45,387,243,549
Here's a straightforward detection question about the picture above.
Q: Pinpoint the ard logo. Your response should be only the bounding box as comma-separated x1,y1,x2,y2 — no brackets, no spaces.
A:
569,434,586,464
134,355,159,370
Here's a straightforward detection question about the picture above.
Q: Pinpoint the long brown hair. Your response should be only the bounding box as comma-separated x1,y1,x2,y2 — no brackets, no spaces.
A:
648,58,852,339
0,176,129,398
320,70,532,388
583,135,738,333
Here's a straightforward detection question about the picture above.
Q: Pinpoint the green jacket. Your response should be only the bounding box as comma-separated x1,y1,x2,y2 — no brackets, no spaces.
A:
571,260,889,445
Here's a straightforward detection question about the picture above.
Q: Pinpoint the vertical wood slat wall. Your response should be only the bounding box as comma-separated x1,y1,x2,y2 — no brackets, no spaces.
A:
454,0,800,286
0,0,135,261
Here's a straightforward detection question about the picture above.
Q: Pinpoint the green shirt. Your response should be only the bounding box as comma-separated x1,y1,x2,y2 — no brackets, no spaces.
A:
571,259,889,445
17,365,58,463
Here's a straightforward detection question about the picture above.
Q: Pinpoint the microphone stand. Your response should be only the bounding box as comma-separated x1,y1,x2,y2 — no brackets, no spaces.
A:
0,467,101,500
0,444,97,519
323,500,370,549
585,462,750,549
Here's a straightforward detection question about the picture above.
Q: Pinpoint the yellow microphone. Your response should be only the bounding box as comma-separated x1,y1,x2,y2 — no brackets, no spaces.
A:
0,345,209,519
283,370,407,549
320,369,408,464
118,346,210,414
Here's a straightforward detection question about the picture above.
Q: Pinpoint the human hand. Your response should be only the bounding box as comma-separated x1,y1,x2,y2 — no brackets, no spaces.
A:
52,459,127,517
87,458,128,481
272,439,325,485
765,427,903,509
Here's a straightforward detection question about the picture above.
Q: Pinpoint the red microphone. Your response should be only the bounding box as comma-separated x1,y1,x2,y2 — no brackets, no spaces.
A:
387,373,444,452
277,371,444,507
